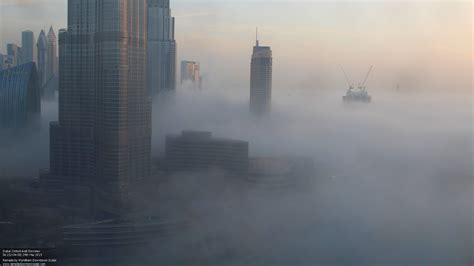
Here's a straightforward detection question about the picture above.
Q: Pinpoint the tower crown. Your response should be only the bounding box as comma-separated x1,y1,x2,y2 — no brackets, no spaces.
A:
256,27,259,46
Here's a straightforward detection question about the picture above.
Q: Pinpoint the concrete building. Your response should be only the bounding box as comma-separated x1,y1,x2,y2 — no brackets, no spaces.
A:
7,44,22,67
180,60,201,87
249,30,272,115
147,0,176,95
0,62,41,129
165,131,249,174
21,30,34,64
48,0,151,196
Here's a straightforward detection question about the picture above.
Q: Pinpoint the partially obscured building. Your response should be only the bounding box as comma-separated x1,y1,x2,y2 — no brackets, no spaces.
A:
248,156,315,189
165,131,249,174
148,0,177,95
48,0,151,198
40,26,58,99
249,31,272,115
0,53,14,70
21,30,34,64
7,44,22,67
36,30,48,89
180,60,201,88
61,218,185,265
46,26,58,79
0,62,41,129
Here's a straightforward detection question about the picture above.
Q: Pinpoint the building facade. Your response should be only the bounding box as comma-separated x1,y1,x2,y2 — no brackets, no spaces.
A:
0,62,41,129
165,131,249,174
49,0,151,191
46,26,58,79
7,44,22,67
21,30,34,64
44,26,58,97
249,35,272,115
36,30,48,89
147,0,176,95
180,60,201,88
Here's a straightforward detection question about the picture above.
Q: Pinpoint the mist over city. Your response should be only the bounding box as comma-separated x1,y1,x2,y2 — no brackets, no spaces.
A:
0,0,472,265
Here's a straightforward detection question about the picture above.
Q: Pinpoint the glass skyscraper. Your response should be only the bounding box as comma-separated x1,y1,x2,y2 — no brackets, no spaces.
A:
147,0,177,95
21,30,34,64
250,34,272,115
49,0,151,196
36,30,48,89
0,62,41,129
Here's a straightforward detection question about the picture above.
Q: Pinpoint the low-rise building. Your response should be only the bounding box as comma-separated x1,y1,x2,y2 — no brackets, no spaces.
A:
165,131,249,175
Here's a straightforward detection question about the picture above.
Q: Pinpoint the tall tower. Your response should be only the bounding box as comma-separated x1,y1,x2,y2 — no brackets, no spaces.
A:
46,26,57,79
36,30,48,88
249,28,272,115
21,30,34,64
147,0,177,95
49,0,151,197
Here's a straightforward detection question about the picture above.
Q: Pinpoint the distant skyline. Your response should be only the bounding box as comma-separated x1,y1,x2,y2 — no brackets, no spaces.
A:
1,0,471,93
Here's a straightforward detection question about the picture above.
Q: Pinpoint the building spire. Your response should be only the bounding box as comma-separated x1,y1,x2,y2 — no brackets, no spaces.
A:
256,27,259,46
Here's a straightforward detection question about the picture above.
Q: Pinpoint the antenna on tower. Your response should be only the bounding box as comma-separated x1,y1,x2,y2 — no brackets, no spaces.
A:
256,27,259,46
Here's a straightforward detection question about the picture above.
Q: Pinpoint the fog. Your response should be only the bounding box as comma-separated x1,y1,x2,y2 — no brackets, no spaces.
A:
0,74,471,264
145,83,472,264
0,100,57,177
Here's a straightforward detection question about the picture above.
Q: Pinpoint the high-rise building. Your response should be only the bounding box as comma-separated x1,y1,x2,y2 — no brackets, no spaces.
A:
36,30,48,90
7,43,22,67
147,0,176,95
249,30,272,115
49,0,151,195
21,30,34,64
165,131,249,175
180,60,201,88
0,62,41,129
46,26,58,80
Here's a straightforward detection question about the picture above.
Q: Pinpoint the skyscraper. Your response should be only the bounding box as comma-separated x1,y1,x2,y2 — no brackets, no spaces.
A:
36,30,48,88
49,0,151,195
249,30,272,115
42,27,58,100
21,30,34,64
147,0,176,95
0,62,41,129
180,60,201,88
7,43,22,67
46,26,57,80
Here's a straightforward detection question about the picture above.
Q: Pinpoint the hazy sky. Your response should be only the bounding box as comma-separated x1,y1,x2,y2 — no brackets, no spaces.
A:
0,0,471,92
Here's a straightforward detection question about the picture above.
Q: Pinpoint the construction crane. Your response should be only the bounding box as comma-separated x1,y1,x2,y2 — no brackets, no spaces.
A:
359,65,373,90
339,65,354,90
341,65,373,103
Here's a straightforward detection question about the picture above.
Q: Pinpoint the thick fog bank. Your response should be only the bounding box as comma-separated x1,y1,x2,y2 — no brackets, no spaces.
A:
150,87,472,264
0,100,57,177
